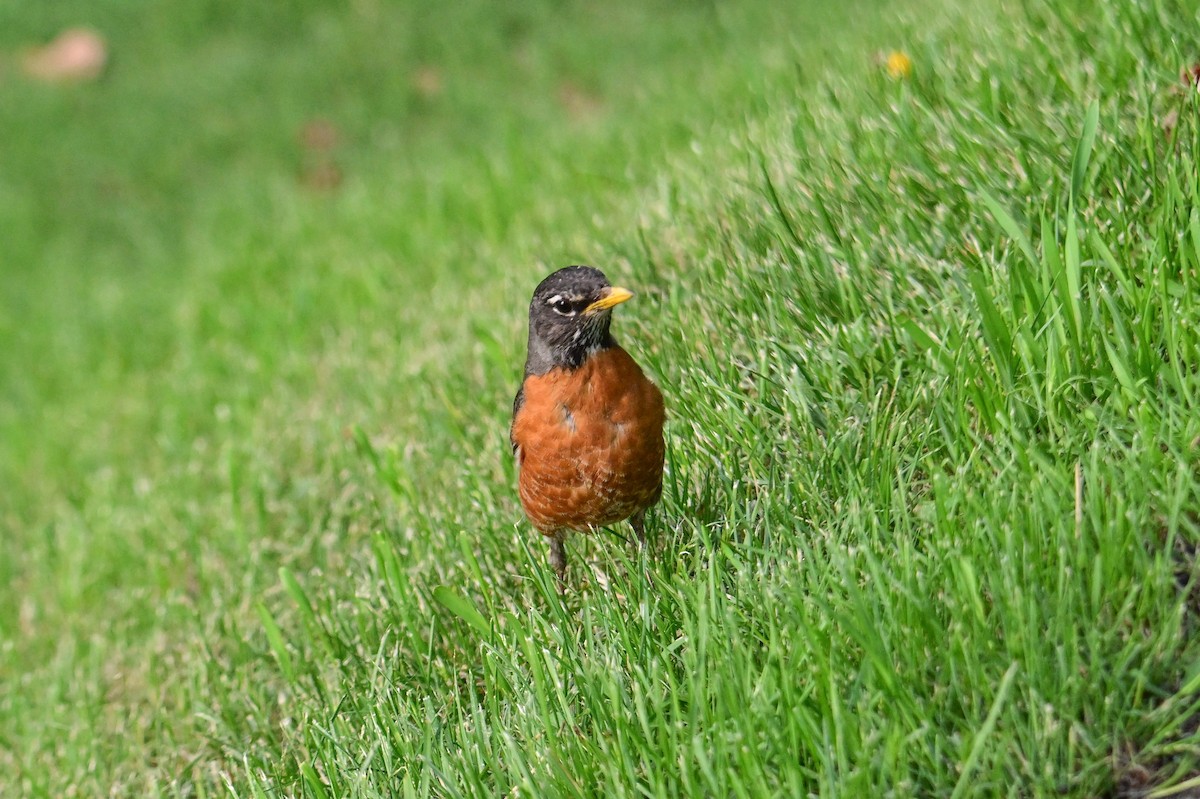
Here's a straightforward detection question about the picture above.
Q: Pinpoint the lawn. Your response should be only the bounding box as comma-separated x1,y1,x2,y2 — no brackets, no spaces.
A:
2,0,1199,796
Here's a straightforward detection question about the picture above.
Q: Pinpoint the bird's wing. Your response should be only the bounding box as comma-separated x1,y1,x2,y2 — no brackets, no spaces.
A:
509,384,525,460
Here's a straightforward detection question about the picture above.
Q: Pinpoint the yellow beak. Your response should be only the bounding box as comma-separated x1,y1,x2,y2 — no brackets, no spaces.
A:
583,286,634,314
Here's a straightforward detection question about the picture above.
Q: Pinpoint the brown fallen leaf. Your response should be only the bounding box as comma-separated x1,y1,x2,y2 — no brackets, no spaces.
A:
298,118,341,152
1183,62,1200,92
1160,61,1200,139
299,161,343,192
557,80,603,121
412,65,444,99
22,28,108,83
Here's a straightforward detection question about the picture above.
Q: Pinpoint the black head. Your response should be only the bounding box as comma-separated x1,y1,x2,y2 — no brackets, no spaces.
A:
523,265,634,375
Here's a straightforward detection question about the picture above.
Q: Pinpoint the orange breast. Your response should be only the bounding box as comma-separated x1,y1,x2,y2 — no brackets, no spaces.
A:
512,347,665,534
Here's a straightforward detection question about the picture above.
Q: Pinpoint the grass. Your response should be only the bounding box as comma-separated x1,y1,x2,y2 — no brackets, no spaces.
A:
2,0,1199,795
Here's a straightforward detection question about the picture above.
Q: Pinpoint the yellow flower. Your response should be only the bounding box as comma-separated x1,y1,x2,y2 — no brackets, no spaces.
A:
885,50,913,80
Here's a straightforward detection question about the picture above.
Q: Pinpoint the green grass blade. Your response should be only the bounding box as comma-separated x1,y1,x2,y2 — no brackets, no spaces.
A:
432,585,491,638
1071,100,1100,202
300,763,331,799
979,189,1039,268
1062,211,1084,347
950,662,1020,799
967,268,1013,385
279,567,318,632
255,603,295,685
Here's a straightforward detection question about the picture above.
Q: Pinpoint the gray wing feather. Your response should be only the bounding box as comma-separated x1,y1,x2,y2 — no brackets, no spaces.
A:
509,385,525,458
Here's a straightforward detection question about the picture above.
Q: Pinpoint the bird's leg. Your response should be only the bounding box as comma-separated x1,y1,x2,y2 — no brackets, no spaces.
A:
630,510,655,588
548,534,567,590
630,510,647,549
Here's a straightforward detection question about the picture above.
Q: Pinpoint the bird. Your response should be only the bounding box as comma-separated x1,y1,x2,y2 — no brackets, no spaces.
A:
510,265,666,586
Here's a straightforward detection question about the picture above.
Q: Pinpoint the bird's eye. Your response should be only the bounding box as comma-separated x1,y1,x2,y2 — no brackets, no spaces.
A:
551,298,574,315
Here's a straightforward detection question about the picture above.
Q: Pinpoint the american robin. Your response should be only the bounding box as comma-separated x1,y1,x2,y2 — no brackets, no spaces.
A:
510,266,666,585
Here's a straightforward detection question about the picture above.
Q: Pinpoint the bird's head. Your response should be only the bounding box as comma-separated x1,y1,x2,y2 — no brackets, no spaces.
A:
524,265,634,374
